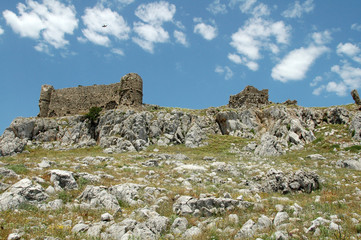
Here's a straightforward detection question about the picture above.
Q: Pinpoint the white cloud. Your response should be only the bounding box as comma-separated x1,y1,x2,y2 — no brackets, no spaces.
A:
193,18,217,41
133,22,169,53
326,81,348,96
312,85,325,96
207,0,227,15
228,53,243,64
282,0,314,18
3,0,78,50
229,17,290,70
135,1,175,25
251,3,270,17
241,0,257,12
351,23,361,32
174,30,188,46
331,63,361,91
111,48,124,56
215,65,234,80
310,76,322,87
312,30,332,45
272,45,328,82
133,1,176,53
80,5,130,47
34,42,52,55
336,42,361,64
99,0,135,9
337,43,360,56
0,26,3,35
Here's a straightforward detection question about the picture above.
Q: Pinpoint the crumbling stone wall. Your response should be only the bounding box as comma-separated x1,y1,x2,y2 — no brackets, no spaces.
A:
229,85,269,108
38,73,143,117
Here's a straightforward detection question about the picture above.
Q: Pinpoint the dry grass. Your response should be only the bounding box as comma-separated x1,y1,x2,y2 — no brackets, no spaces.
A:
1,121,361,239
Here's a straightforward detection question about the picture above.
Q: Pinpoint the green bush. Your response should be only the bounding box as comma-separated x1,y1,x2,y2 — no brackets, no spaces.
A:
84,107,102,123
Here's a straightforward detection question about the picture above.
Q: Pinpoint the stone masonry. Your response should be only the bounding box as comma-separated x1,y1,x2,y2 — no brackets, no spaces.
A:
38,73,143,117
229,85,269,108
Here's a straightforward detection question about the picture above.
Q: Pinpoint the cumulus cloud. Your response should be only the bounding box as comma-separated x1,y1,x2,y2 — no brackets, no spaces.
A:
215,65,234,80
336,42,361,64
207,0,227,15
80,5,130,47
351,23,361,32
193,18,217,41
233,0,270,17
133,22,169,52
135,1,175,25
312,85,325,96
272,45,328,82
282,0,314,18
331,63,361,91
3,0,78,51
325,81,348,96
312,30,332,45
228,53,243,64
229,17,290,70
310,76,322,87
133,1,176,53
173,30,188,46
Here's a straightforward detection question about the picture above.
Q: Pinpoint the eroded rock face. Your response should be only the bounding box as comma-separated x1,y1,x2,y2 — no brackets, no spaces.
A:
0,129,26,156
252,169,320,194
77,185,121,212
173,196,252,216
50,170,78,190
0,178,48,211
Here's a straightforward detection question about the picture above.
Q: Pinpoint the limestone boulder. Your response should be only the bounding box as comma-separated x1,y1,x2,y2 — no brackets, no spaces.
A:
109,183,145,206
50,170,78,190
255,133,287,156
77,185,120,212
349,112,361,140
0,129,26,156
0,178,48,211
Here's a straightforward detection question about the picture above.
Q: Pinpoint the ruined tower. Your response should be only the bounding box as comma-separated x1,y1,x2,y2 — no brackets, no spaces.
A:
38,85,55,117
119,73,143,107
229,85,269,108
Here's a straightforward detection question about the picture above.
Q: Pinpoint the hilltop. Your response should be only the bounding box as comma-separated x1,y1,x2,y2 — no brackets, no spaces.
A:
1,80,361,239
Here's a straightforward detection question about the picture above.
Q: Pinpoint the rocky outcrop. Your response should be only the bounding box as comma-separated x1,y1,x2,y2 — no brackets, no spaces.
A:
173,196,252,216
2,103,361,157
0,178,48,211
251,169,320,194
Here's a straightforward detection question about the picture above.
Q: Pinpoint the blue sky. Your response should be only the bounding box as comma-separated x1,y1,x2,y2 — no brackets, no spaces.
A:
1,0,361,134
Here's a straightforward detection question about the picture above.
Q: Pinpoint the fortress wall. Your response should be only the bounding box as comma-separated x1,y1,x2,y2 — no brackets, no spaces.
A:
45,83,122,117
38,73,144,117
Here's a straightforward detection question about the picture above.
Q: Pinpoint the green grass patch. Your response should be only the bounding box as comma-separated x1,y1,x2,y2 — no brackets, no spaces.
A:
344,145,361,152
6,164,29,174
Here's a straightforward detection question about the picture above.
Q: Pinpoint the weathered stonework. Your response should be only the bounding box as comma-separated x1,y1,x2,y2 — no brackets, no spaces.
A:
229,85,269,108
38,73,143,117
351,89,361,105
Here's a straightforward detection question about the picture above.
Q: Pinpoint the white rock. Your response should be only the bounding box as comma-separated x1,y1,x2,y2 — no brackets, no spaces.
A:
274,212,289,227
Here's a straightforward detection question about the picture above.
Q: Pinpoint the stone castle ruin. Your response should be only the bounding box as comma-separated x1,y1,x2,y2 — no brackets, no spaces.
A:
228,85,269,108
38,73,143,117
